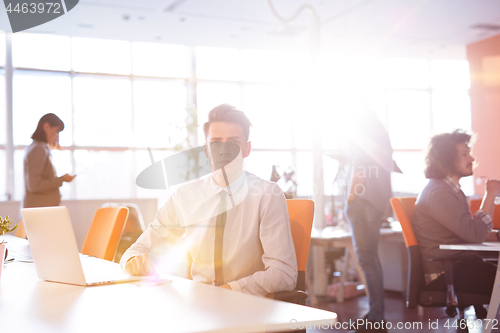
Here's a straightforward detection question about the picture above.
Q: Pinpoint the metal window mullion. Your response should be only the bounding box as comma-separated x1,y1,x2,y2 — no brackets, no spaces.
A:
130,43,137,198
14,66,191,83
187,46,198,147
69,36,77,200
428,59,434,134
69,69,76,200
5,33,14,201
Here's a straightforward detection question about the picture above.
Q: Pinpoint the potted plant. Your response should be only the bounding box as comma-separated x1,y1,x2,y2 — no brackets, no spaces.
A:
0,215,18,280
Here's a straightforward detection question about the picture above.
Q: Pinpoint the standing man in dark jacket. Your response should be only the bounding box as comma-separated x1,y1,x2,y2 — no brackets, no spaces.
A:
346,108,393,333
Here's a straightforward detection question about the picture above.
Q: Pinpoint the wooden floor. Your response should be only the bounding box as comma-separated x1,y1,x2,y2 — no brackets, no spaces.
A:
305,291,499,332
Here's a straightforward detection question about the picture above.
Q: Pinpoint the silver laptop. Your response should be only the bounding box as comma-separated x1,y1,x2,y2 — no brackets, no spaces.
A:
21,206,146,286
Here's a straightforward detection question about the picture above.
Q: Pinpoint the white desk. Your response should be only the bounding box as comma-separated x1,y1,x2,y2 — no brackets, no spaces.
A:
440,242,500,333
310,227,368,303
0,236,337,333
310,224,405,303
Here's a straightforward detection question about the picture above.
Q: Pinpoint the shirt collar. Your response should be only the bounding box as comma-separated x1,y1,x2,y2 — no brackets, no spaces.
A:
443,176,461,193
210,170,247,196
34,139,51,155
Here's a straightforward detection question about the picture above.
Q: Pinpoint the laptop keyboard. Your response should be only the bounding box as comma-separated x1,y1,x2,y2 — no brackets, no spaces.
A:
79,255,130,284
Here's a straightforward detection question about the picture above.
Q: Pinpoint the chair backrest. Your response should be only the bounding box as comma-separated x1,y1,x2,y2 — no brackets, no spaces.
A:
390,197,423,309
81,207,129,261
390,197,418,247
469,198,500,228
286,199,315,273
101,202,146,233
15,220,27,239
286,199,314,295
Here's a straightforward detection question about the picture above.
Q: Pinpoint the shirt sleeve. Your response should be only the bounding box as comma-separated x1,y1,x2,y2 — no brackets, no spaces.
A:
25,145,63,192
474,209,493,229
233,183,298,295
228,280,242,292
427,189,492,243
120,196,186,272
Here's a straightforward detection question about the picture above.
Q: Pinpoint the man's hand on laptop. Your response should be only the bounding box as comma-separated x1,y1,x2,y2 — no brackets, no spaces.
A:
125,254,156,276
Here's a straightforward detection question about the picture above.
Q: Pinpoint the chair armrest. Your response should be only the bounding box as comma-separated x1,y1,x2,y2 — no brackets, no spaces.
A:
266,290,308,302
429,254,470,263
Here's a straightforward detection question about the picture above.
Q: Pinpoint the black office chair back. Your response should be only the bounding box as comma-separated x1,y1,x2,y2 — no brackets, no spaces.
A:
407,238,491,315
407,245,426,308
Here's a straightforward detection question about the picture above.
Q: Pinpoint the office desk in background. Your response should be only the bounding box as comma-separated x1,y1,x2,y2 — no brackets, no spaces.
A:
440,242,500,333
310,223,406,304
0,235,337,333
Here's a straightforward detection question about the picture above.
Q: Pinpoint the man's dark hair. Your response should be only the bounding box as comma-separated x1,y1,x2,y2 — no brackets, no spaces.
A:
31,113,65,143
424,130,472,179
203,104,252,142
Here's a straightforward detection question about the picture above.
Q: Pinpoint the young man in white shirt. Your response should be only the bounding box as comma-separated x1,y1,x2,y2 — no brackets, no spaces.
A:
121,104,297,296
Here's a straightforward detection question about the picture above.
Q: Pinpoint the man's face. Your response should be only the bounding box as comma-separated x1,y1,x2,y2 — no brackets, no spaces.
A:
206,122,251,171
453,142,475,178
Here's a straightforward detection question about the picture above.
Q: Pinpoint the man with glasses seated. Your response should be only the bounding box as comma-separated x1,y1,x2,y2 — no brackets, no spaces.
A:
121,104,297,295
413,130,500,316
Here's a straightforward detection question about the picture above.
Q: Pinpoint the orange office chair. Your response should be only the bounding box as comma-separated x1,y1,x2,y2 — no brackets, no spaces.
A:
469,198,500,228
81,207,129,261
15,220,27,239
101,203,146,263
390,197,489,325
268,199,314,305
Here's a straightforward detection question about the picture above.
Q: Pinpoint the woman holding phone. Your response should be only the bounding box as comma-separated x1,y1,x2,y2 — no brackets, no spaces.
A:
23,113,76,208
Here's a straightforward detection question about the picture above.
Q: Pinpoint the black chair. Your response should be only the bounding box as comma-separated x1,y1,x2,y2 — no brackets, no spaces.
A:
391,197,490,332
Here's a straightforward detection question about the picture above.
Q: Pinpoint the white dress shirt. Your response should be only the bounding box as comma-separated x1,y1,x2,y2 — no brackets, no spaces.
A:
120,171,298,296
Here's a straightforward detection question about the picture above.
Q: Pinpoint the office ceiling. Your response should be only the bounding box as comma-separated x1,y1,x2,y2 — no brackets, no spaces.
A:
1,0,500,59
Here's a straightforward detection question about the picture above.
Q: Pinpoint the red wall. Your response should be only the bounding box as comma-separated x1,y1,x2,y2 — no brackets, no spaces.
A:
467,34,500,195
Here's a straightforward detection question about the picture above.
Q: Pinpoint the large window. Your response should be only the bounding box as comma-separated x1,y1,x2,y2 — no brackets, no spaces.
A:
196,47,241,81
386,91,431,150
385,58,430,89
0,150,5,200
132,42,189,78
74,150,134,199
73,76,132,147
0,31,5,67
0,33,474,202
193,81,242,145
133,79,188,148
72,37,131,75
13,34,71,71
13,71,72,146
0,70,5,145
242,84,294,149
430,59,470,89
241,50,309,84
0,31,6,199
4,35,192,201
